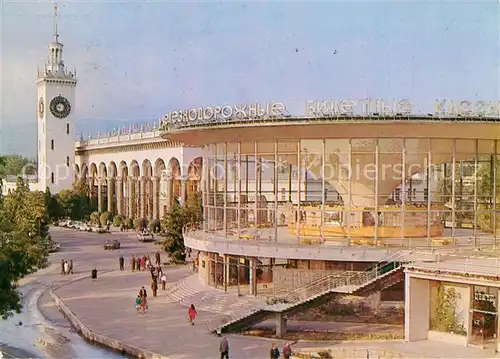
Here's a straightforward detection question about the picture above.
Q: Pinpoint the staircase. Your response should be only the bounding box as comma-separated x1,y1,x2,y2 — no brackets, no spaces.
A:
207,251,411,334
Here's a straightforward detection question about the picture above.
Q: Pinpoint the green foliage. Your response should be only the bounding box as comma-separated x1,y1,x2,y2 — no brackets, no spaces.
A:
148,219,160,233
48,178,92,221
100,211,113,227
430,284,466,335
90,211,100,225
0,178,49,319
113,215,124,227
158,192,202,263
0,155,36,177
125,218,134,229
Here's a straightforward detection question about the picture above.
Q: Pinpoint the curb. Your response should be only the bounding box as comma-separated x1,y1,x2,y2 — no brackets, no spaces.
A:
50,271,171,359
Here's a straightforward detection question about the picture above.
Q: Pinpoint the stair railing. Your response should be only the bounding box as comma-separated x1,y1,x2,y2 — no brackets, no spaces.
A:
206,250,412,334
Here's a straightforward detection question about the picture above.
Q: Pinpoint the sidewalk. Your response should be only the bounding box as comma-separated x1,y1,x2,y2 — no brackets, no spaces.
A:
52,266,500,359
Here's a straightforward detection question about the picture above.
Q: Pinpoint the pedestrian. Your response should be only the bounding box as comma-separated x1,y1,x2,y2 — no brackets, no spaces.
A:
131,254,136,272
64,260,69,275
141,256,146,271
139,286,147,300
161,273,167,290
155,251,161,266
60,259,65,275
135,295,142,313
269,343,280,359
136,256,141,271
69,260,74,274
119,255,125,271
188,304,197,325
91,267,97,280
140,296,148,313
151,280,158,297
219,336,229,359
283,341,294,359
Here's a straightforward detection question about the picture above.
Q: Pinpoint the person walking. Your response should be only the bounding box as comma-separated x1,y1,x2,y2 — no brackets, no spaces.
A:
160,273,167,290
135,295,142,313
282,341,294,359
91,267,97,280
219,336,229,359
151,280,158,297
60,259,65,275
188,304,197,325
119,255,125,271
155,251,161,266
131,254,136,272
69,260,74,274
64,260,69,275
269,343,280,359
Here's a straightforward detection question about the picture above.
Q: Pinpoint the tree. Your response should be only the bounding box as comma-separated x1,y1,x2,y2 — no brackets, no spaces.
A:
0,178,49,318
159,200,186,263
49,177,92,221
158,192,203,263
0,155,36,177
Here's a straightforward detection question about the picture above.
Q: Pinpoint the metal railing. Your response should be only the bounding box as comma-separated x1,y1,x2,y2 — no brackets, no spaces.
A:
205,250,409,333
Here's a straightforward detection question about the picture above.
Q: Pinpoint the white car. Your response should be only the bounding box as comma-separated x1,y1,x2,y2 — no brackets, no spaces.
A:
137,232,154,242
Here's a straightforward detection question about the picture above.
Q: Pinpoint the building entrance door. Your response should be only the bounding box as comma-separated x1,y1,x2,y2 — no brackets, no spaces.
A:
470,286,498,350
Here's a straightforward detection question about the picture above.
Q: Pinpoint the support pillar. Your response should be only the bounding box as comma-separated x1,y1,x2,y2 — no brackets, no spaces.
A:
249,257,256,296
88,178,94,207
128,177,135,218
152,176,159,219
97,179,104,212
276,312,288,338
116,177,123,216
139,177,146,219
107,177,114,213
166,179,173,212
180,178,187,205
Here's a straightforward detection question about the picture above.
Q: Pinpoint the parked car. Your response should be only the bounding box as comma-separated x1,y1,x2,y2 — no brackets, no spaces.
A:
137,232,154,242
45,240,61,253
104,239,120,250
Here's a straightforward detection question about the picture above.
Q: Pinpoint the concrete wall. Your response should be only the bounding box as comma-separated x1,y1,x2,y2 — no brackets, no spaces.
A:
273,267,348,291
405,276,430,342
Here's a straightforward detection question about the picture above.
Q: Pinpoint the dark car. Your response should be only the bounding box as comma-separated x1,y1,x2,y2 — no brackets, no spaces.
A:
104,239,120,250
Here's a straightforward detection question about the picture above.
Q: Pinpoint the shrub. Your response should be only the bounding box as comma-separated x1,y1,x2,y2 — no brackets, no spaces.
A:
113,215,124,227
100,211,113,227
90,211,100,225
148,219,160,233
125,218,134,229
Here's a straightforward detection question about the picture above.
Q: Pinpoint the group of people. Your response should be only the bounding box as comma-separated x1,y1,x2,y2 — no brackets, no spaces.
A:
128,252,161,272
269,341,295,359
135,286,148,313
60,259,74,275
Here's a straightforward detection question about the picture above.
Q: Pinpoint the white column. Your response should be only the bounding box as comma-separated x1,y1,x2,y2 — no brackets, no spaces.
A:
166,178,173,212
116,177,123,216
128,177,135,218
152,176,159,219
139,176,146,219
98,179,104,212
107,177,114,213
404,275,429,342
249,257,256,296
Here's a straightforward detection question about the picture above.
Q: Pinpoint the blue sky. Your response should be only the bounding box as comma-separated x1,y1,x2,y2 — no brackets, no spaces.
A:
1,0,499,157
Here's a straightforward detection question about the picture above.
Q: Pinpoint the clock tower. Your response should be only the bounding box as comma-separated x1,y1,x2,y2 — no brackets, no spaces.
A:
36,3,77,193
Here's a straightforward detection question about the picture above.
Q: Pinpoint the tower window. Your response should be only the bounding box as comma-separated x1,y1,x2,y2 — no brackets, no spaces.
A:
51,139,54,150
51,173,55,184
66,123,70,134
66,156,70,167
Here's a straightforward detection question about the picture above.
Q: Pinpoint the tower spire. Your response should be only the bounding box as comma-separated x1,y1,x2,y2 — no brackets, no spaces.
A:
53,3,59,42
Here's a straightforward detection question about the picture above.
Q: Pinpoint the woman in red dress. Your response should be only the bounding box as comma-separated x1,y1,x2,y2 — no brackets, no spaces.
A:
188,304,197,325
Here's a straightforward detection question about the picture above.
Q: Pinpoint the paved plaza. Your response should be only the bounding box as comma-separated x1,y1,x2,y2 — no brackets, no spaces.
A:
20,227,500,358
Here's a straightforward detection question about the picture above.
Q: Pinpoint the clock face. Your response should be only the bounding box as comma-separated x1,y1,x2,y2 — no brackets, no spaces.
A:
49,95,71,119
38,98,44,119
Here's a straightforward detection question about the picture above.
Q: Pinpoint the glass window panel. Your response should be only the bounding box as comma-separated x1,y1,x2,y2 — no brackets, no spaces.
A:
456,139,476,155
352,139,375,153
405,139,430,153
325,139,349,154
226,142,238,154
277,140,298,153
379,138,403,154
478,140,495,154
257,141,275,154
300,139,323,153
379,153,403,208
216,143,225,155
240,141,255,155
